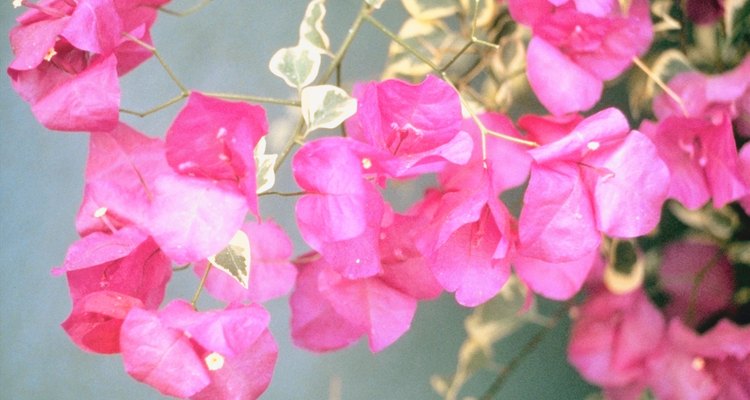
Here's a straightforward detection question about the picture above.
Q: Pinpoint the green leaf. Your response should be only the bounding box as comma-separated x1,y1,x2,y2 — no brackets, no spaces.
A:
254,137,277,194
208,230,251,289
300,85,357,133
269,46,321,89
402,0,459,20
725,0,749,42
299,0,331,54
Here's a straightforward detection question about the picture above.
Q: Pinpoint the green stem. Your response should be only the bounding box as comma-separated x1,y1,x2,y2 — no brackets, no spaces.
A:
364,14,440,72
479,302,571,400
191,262,212,309
274,2,371,172
123,32,189,94
120,93,187,117
201,91,301,107
258,190,307,197
159,0,213,17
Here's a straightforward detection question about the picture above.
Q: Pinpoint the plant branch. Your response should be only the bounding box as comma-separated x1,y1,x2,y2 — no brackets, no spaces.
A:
120,93,187,117
159,0,213,17
364,14,441,72
123,32,189,94
631,56,689,117
479,301,571,400
201,91,301,107
191,262,212,309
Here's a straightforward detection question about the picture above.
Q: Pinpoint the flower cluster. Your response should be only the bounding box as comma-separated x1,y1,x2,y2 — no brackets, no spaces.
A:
7,0,750,399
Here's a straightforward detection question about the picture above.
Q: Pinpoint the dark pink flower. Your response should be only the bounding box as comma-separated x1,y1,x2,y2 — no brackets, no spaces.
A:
345,75,473,177
646,319,750,400
8,0,168,131
120,300,277,399
739,142,750,213
640,115,748,209
194,219,297,304
166,92,268,216
660,240,734,327
568,287,665,393
508,0,652,115
290,253,418,352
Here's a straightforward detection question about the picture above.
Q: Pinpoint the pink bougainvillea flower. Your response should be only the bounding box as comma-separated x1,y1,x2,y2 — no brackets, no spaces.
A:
645,319,750,400
8,0,169,131
568,287,665,393
194,219,297,304
653,56,750,136
166,92,268,216
517,112,584,145
739,143,750,213
121,300,277,399
289,253,419,353
61,290,144,354
518,108,669,263
640,115,748,209
414,169,513,307
508,0,653,115
512,248,601,300
345,75,473,177
76,122,171,235
59,232,171,354
659,240,734,327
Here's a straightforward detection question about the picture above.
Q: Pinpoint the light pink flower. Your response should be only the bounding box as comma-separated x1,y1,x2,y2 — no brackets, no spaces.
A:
121,300,277,399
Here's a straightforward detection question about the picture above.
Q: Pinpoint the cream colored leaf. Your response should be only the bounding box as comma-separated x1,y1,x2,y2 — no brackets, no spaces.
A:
208,230,251,289
603,240,644,295
254,137,277,194
299,0,331,53
366,0,387,8
459,0,496,28
269,46,322,89
384,18,460,79
402,0,459,20
301,85,357,133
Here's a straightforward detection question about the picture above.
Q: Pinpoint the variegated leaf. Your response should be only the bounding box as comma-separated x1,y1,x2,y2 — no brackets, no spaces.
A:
208,230,251,289
254,137,277,194
300,85,357,133
269,46,321,89
299,0,331,54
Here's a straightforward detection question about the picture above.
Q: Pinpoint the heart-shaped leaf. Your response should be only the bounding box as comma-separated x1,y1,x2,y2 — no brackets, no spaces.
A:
299,0,331,54
208,230,251,289
269,46,321,89
300,85,357,133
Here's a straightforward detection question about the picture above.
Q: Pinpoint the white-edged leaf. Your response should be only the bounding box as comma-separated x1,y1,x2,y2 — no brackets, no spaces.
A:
366,0,387,9
269,46,321,89
299,0,331,54
254,137,277,194
402,0,459,20
725,0,749,40
208,230,251,289
300,85,357,133
459,0,497,27
603,240,644,295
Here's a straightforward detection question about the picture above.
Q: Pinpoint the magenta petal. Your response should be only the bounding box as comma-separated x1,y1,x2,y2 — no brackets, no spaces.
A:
518,163,600,262
61,0,122,55
8,18,68,71
61,226,147,271
121,308,211,398
513,249,598,300
526,37,602,115
147,174,248,263
190,330,277,400
588,131,669,237
30,54,120,131
702,116,750,207
62,290,144,354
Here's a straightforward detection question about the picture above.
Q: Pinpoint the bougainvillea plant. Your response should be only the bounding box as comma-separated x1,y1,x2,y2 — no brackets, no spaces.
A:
8,0,750,398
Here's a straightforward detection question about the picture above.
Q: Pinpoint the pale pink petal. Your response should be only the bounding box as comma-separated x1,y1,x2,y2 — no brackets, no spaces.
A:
147,174,248,263
518,163,600,262
526,37,602,115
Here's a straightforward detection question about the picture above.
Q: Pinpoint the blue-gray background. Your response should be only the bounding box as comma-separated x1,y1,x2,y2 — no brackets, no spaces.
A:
0,1,594,398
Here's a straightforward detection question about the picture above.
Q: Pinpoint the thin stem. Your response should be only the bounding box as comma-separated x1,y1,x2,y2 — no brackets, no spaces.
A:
120,93,187,117
440,40,474,73
686,251,722,326
484,129,539,147
258,190,307,197
191,262,212,309
479,302,571,400
123,32,189,94
631,56,688,116
274,2,371,171
364,14,441,72
201,91,301,107
159,0,213,17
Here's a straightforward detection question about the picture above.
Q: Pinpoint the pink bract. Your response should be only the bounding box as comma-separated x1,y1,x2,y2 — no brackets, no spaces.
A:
290,253,418,353
509,0,652,115
345,75,473,177
120,300,277,399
